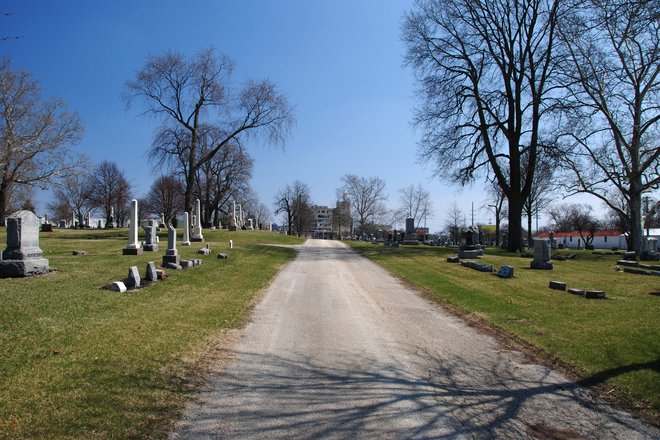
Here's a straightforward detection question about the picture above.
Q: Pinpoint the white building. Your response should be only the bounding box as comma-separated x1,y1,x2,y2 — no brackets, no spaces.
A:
311,205,333,239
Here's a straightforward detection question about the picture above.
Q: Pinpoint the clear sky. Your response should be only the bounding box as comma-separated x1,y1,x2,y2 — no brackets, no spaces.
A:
2,0,572,232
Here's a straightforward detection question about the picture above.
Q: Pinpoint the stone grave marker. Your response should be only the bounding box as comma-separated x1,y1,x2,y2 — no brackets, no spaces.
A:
496,265,514,278
143,225,159,252
191,199,204,242
181,212,191,246
402,217,419,245
145,261,158,282
0,210,50,278
123,200,143,255
162,224,180,267
126,266,141,288
530,239,553,270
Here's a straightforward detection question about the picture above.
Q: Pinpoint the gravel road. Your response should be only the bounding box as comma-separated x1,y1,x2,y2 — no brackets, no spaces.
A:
170,239,658,439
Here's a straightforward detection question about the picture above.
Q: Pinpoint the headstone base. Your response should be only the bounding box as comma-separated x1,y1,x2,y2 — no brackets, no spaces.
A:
530,260,553,270
162,254,180,266
190,236,204,242
122,248,143,255
143,244,159,252
181,241,191,246
0,258,49,278
229,225,237,231
41,224,53,232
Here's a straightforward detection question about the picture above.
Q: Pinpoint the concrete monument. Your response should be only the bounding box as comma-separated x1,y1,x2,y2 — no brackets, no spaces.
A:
143,225,159,252
162,224,180,267
122,199,143,255
0,210,49,277
181,212,191,246
530,239,553,270
191,199,204,242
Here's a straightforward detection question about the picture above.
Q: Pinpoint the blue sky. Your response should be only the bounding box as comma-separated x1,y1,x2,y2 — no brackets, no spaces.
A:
3,0,542,232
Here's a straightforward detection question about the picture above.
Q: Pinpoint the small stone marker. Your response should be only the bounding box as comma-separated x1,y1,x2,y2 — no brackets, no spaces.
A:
623,267,650,275
72,250,87,256
447,256,460,263
568,287,585,296
126,266,141,288
229,240,233,250
585,290,606,299
197,244,212,255
165,262,182,270
0,210,50,278
217,253,228,260
496,265,514,278
156,269,165,280
181,260,193,268
623,251,637,260
549,280,567,291
145,261,157,282
110,281,127,293
617,260,638,267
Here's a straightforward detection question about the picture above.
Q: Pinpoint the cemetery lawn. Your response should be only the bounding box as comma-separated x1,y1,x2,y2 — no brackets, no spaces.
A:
350,242,660,419
0,228,303,440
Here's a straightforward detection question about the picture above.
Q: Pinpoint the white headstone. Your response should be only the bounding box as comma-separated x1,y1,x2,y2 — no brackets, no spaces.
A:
122,200,143,255
182,212,191,246
191,199,204,242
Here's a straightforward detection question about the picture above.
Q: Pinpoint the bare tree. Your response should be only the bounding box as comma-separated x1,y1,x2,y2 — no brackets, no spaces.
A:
556,0,660,253
340,174,387,237
403,0,562,251
274,180,313,236
193,137,253,227
398,183,434,228
444,201,465,245
125,48,295,214
49,174,94,227
0,58,83,220
548,203,600,247
144,174,184,225
88,161,133,227
482,180,507,246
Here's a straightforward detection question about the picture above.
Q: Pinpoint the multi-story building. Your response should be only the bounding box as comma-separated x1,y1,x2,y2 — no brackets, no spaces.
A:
311,205,333,239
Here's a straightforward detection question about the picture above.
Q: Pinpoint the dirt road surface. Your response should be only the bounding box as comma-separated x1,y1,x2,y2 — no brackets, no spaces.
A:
170,239,657,439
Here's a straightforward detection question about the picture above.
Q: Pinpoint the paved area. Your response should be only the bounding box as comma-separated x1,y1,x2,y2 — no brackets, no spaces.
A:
170,239,658,439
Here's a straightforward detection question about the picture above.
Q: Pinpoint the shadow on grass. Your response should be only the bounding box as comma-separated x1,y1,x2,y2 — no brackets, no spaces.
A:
578,359,660,388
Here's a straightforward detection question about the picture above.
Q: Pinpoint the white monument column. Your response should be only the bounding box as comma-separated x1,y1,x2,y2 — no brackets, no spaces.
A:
71,212,75,228
191,199,204,241
229,201,238,231
182,212,191,246
123,199,143,255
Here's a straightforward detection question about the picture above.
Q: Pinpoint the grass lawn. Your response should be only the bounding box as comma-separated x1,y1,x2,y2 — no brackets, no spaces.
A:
348,242,660,417
0,228,303,440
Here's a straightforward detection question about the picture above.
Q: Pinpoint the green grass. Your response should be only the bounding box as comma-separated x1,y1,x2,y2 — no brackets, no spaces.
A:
349,242,660,414
0,228,303,439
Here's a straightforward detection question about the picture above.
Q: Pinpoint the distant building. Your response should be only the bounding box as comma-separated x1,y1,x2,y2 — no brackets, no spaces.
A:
535,230,628,250
311,205,333,239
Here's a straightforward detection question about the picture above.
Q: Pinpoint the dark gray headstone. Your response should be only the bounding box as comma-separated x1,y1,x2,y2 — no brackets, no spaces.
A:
143,225,159,252
496,265,514,278
0,210,49,278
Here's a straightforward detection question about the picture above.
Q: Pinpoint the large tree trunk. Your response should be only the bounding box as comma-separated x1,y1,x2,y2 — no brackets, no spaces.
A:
507,194,524,252
0,178,8,222
630,187,644,254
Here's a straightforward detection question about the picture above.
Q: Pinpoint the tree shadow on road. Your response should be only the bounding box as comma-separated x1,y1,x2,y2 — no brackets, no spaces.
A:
171,349,657,439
